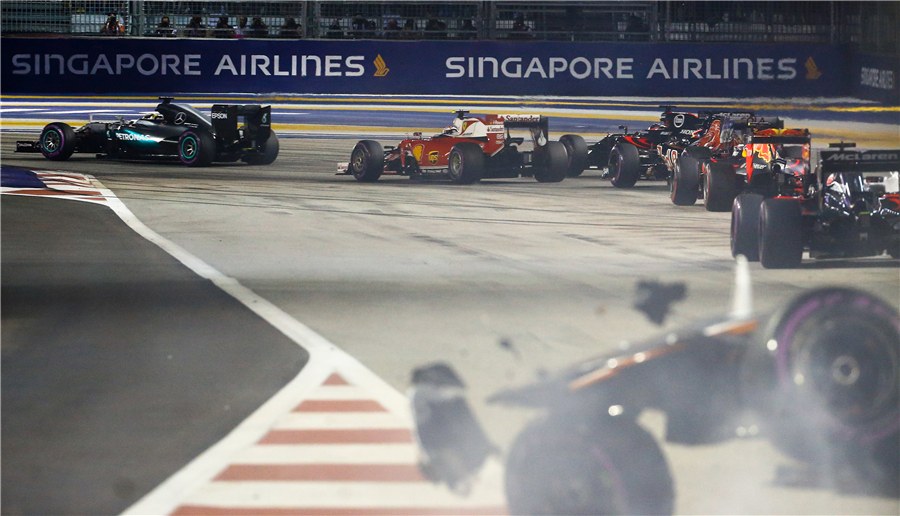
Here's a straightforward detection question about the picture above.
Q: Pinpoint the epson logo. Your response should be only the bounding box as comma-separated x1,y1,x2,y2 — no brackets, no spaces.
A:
211,112,229,119
826,153,900,161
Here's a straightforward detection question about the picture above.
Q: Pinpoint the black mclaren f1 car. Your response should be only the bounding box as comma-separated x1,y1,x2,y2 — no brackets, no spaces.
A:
16,97,278,167
409,263,899,515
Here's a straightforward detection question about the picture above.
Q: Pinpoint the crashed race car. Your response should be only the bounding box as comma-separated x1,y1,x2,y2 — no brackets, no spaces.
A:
338,110,586,184
580,106,751,187
667,115,808,211
410,264,899,515
732,143,900,268
16,97,278,167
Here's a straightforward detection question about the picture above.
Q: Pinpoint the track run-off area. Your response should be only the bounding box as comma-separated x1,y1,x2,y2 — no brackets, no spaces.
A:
1,95,898,515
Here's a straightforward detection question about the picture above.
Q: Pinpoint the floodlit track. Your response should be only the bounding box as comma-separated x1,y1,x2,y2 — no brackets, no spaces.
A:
2,98,898,515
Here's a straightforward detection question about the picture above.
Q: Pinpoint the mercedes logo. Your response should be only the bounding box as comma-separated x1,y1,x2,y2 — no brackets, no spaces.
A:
174,112,187,125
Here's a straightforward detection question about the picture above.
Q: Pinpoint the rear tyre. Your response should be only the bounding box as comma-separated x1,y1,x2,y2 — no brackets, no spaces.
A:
448,142,484,185
178,129,216,167
758,198,803,268
350,140,384,182
243,131,279,165
608,143,640,188
703,160,737,212
740,288,899,485
731,193,764,261
670,155,699,206
534,141,568,183
39,123,77,161
505,415,674,516
559,134,588,177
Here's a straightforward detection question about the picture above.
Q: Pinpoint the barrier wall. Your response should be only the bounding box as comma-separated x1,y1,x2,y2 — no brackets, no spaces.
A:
2,37,859,99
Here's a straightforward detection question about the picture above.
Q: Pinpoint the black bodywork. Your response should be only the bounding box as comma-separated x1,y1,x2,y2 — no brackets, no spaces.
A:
731,143,900,267
410,286,900,515
17,97,276,166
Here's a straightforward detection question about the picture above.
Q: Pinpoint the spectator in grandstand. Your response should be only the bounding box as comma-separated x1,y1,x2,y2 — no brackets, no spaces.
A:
280,17,301,38
326,19,344,39
459,18,477,39
424,16,447,39
626,13,650,41
384,18,401,39
508,16,532,39
350,14,368,39
155,16,176,37
213,15,234,38
402,18,417,39
185,16,206,37
248,17,268,38
234,17,248,38
100,13,124,36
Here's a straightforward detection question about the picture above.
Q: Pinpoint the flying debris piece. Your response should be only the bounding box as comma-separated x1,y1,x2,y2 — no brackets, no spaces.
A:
410,362,497,493
634,280,687,325
498,336,521,360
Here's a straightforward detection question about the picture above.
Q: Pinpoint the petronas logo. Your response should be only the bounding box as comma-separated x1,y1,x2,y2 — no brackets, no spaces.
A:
374,54,390,77
805,57,822,80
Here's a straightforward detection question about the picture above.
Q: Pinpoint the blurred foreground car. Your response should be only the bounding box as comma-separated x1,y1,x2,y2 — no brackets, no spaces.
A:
732,143,900,267
338,110,585,184
411,266,899,515
16,97,278,167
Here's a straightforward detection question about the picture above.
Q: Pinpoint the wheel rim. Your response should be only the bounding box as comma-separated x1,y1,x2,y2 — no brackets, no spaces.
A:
449,151,462,178
42,130,61,152
351,148,366,175
181,136,197,159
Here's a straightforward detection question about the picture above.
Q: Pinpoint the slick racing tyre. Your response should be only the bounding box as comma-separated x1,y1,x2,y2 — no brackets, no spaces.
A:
243,131,279,165
39,123,76,161
178,129,216,167
505,415,674,516
703,160,737,212
448,142,484,184
608,143,640,188
758,198,803,268
350,140,384,182
731,193,763,261
559,134,588,177
740,288,899,485
670,154,699,206
534,141,568,183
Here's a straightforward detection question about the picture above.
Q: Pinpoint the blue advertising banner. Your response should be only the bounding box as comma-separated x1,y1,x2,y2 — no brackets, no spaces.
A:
851,53,900,105
2,37,852,98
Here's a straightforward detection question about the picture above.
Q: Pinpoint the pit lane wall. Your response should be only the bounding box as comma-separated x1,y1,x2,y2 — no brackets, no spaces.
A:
1,37,879,101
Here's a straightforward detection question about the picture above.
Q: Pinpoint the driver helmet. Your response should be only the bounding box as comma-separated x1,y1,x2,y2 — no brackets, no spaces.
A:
442,117,464,136
141,112,165,123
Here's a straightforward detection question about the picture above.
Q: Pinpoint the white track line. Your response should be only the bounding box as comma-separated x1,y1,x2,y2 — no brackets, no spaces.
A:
88,174,418,515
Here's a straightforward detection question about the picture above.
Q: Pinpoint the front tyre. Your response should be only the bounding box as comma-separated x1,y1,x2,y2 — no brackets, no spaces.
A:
534,141,568,183
731,193,763,261
448,142,484,185
759,198,803,268
178,129,216,167
350,140,384,182
39,123,77,161
559,134,588,177
505,415,674,516
671,155,699,206
608,143,641,188
243,131,279,165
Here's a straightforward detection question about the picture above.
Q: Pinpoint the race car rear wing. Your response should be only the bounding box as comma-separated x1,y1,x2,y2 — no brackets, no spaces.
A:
819,147,900,174
493,114,549,148
210,104,271,149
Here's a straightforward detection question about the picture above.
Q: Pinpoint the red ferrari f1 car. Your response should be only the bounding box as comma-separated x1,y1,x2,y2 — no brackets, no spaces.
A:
339,111,587,184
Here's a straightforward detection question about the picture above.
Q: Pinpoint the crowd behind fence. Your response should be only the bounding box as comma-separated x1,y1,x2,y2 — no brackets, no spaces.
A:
1,1,896,55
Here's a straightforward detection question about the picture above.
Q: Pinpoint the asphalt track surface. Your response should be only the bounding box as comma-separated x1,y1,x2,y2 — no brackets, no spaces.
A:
1,96,899,515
